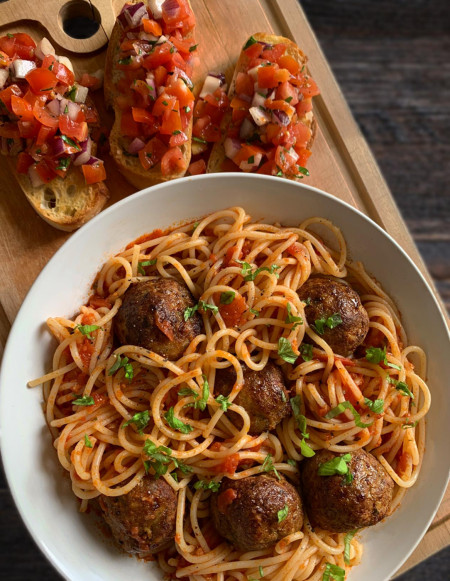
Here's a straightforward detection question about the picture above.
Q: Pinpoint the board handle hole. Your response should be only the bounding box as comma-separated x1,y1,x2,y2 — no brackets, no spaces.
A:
59,0,101,39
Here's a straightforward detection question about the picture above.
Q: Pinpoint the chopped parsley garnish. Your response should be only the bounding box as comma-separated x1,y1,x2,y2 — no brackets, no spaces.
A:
65,86,77,101
248,155,255,164
84,434,93,448
137,259,156,275
402,420,418,429
364,397,384,414
318,453,353,484
118,56,132,65
199,375,210,411
63,104,68,114
277,504,289,523
220,291,235,304
262,453,280,480
296,165,310,176
243,35,257,50
61,134,80,150
56,156,71,170
189,44,198,52
169,46,175,53
40,87,53,92
73,395,95,406
249,308,260,317
388,377,414,398
108,354,134,380
184,300,219,320
192,136,207,144
172,130,181,135
285,96,293,103
143,440,173,477
322,562,346,581
290,395,315,457
184,105,191,113
194,480,221,492
313,313,342,335
164,407,193,433
287,459,297,467
123,410,150,434
344,530,357,565
236,260,280,281
74,324,100,340
178,386,198,398
325,400,373,428
365,346,402,370
215,394,232,411
285,303,303,328
299,343,313,361
277,337,297,364
162,100,168,106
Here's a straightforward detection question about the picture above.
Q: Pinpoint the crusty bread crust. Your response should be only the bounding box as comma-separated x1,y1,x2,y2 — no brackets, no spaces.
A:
9,157,109,232
105,0,193,188
207,32,317,176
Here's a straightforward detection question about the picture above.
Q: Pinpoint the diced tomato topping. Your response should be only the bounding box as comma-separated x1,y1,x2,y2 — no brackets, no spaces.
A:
257,65,278,88
0,50,11,67
160,146,187,176
0,33,36,59
235,72,254,97
143,18,162,36
217,488,237,513
244,42,263,60
152,94,176,117
16,151,34,174
154,65,168,88
166,78,194,108
79,73,101,90
138,136,168,170
219,294,248,327
0,84,22,112
59,115,88,142
35,159,56,183
230,96,251,111
42,55,75,87
170,35,196,56
300,77,320,98
132,106,155,125
275,145,297,174
143,43,174,69
262,43,286,62
25,67,58,94
193,115,220,142
120,110,141,137
214,453,240,475
278,54,300,75
233,143,265,167
275,81,299,106
169,130,188,147
131,79,155,108
162,0,192,27
0,36,16,58
296,98,313,117
11,94,34,121
187,159,206,175
82,161,106,184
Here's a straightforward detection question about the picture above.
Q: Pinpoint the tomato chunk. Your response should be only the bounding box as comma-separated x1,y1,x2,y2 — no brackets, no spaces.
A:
138,137,168,170
143,18,162,36
11,94,34,121
59,115,88,142
82,161,106,184
160,146,187,176
26,68,58,95
0,84,22,112
187,159,206,175
16,152,34,174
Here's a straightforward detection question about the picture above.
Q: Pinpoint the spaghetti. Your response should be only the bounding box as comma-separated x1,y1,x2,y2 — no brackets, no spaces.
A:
30,206,430,580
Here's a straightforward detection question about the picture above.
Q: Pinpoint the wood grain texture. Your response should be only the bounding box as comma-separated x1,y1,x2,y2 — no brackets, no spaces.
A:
0,0,448,579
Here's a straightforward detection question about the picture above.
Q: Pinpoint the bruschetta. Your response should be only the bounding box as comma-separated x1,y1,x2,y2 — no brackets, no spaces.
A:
207,32,319,179
105,0,197,189
0,33,109,231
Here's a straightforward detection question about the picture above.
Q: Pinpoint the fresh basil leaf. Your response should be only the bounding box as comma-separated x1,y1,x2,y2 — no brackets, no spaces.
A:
322,562,346,581
216,394,232,411
299,343,313,361
220,291,235,304
285,303,303,328
296,165,310,176
287,459,297,467
388,377,414,399
137,259,156,275
318,453,352,477
61,134,80,150
290,395,309,438
313,313,342,335
164,407,193,433
74,324,100,340
237,260,280,281
325,400,373,428
178,387,198,398
194,480,221,492
366,346,402,370
84,434,93,448
249,308,260,317
300,438,315,457
262,453,280,480
277,504,289,523
73,395,95,406
243,35,257,50
278,337,297,364
123,410,150,434
344,530,357,565
364,397,384,414
108,354,134,380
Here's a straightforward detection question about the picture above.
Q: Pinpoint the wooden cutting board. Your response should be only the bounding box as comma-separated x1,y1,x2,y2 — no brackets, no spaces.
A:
0,0,448,576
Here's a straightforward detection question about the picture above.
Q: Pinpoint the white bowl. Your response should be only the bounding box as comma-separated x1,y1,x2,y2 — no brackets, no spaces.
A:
1,173,449,581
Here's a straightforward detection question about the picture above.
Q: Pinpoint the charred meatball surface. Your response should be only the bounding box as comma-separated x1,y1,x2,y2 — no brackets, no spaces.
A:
214,361,291,435
300,448,394,532
211,474,303,551
115,278,203,360
99,475,177,556
298,277,369,356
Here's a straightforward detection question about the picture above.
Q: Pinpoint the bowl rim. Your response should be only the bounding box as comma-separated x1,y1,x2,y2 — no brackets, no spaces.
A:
1,172,449,581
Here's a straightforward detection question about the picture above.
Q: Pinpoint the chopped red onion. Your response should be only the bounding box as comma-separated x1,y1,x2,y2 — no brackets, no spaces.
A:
237,93,252,104
67,101,80,121
272,109,290,126
47,99,60,117
239,152,262,172
119,2,147,29
12,59,36,79
149,0,165,19
73,85,88,104
84,156,101,165
257,41,273,50
28,164,44,188
224,137,241,160
59,98,68,115
162,0,180,20
128,137,146,154
239,118,255,140
0,69,9,90
35,37,55,61
73,138,92,166
208,72,226,86
53,137,67,157
251,91,266,108
139,31,159,42
249,106,271,126
173,67,193,89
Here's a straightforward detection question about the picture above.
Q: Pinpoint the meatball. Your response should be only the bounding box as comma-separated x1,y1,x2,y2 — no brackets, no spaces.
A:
298,277,369,356
99,475,177,556
214,361,291,435
211,474,303,551
300,448,394,532
115,277,203,360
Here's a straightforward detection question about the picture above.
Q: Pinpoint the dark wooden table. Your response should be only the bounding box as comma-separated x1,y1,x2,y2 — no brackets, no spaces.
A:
0,0,448,579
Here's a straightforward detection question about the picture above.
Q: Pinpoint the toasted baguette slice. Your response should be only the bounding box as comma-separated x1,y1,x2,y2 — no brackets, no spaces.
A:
207,32,317,176
9,158,109,232
105,0,194,189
